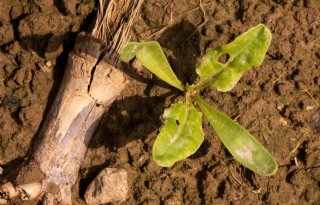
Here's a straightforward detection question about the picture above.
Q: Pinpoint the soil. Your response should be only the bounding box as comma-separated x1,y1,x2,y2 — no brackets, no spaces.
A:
0,0,319,204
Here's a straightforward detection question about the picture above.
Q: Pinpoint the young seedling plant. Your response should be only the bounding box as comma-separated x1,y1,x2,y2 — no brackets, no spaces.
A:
120,24,278,176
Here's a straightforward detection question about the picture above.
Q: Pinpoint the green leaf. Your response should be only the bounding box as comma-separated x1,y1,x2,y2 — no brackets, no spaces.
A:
195,24,272,91
120,41,185,91
194,96,277,176
152,101,204,167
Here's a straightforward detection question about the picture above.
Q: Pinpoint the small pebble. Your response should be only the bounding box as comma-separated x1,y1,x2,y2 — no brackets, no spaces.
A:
306,106,314,111
45,60,52,67
276,101,285,111
279,117,288,126
85,168,128,205
37,62,53,73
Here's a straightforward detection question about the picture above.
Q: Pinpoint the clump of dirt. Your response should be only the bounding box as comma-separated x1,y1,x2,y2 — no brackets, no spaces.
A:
1,0,319,204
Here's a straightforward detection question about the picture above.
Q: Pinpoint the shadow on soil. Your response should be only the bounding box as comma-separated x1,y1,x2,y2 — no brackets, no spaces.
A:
80,20,202,197
92,20,201,149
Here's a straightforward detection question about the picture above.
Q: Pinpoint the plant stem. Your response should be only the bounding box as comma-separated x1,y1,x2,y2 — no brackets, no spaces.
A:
192,68,225,90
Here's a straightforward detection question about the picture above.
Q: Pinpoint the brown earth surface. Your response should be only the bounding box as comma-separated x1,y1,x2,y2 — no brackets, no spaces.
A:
0,0,319,204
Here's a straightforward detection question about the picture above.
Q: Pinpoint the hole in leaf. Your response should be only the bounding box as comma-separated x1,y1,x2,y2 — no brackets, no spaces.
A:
217,53,230,64
176,120,180,125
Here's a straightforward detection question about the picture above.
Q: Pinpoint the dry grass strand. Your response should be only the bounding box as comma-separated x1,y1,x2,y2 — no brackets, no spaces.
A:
90,0,143,54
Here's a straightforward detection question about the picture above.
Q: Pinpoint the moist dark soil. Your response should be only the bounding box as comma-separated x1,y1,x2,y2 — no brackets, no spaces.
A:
0,0,319,204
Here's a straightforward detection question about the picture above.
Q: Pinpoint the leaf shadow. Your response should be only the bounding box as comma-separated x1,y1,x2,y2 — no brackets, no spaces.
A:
90,20,202,150
157,20,201,85
90,94,170,149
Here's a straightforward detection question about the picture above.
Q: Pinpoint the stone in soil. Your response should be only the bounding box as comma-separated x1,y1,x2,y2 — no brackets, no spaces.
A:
84,168,128,205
